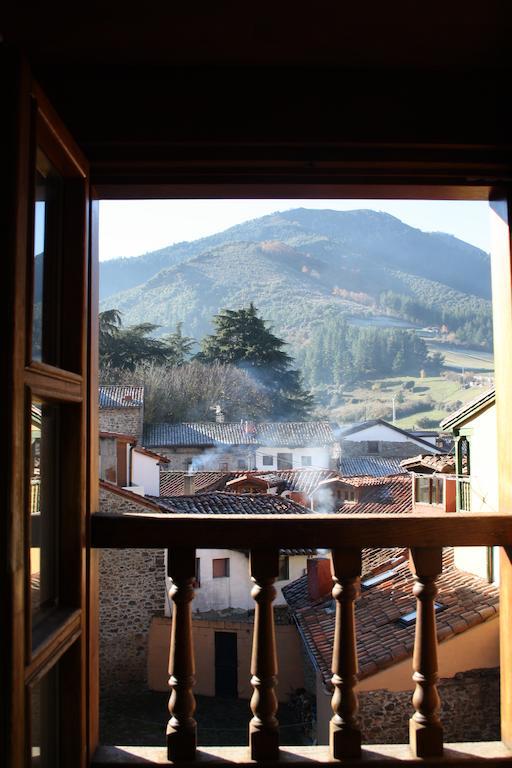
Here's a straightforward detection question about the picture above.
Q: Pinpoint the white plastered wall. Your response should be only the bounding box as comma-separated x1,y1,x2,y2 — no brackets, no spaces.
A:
165,550,308,614
454,404,499,581
131,451,160,496
254,445,332,470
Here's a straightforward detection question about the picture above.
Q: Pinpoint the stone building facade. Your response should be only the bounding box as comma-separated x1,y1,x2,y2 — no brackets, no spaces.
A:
99,406,144,440
99,484,165,694
340,439,428,459
99,385,144,440
358,668,499,743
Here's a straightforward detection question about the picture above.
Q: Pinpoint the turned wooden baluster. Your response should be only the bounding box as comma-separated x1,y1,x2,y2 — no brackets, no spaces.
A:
249,549,279,760
409,547,443,758
167,547,197,761
329,548,362,759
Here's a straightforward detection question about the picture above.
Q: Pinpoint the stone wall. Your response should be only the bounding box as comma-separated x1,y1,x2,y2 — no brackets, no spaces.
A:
99,484,165,694
341,440,425,459
358,668,499,743
99,406,144,440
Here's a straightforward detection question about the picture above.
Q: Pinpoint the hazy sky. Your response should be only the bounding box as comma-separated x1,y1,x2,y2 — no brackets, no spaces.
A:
99,199,491,261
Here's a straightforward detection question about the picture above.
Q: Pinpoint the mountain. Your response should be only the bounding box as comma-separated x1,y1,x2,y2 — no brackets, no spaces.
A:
99,208,492,350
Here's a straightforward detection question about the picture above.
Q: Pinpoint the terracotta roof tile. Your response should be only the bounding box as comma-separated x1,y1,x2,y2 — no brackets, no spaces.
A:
159,471,232,495
336,475,412,515
401,453,456,474
283,549,499,688
159,468,339,496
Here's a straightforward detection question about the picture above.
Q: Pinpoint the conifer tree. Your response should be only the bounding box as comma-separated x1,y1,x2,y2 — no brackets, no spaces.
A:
198,303,313,418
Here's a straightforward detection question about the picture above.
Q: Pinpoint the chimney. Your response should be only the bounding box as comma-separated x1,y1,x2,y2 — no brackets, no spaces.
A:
307,558,333,601
214,404,224,423
183,472,195,495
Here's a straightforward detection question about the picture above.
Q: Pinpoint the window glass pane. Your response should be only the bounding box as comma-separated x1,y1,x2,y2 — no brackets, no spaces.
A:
31,399,60,636
212,558,230,578
262,455,273,466
278,555,289,581
32,152,63,365
415,477,431,504
433,478,444,505
31,662,60,767
277,453,293,469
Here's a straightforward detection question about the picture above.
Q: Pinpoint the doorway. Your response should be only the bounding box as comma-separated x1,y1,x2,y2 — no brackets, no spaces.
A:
215,632,238,698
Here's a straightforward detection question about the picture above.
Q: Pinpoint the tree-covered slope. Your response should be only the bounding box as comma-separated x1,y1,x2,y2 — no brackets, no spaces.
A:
99,208,492,350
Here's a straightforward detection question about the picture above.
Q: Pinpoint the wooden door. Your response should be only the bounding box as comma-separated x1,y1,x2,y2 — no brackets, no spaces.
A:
1,54,95,768
215,632,238,698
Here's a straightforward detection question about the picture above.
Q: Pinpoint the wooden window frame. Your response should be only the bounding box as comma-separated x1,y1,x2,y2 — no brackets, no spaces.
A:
84,188,512,764
5,57,512,767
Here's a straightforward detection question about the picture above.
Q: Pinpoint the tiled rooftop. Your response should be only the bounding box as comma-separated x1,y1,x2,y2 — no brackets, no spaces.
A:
337,419,440,451
143,421,338,448
283,549,499,687
153,491,311,515
159,468,339,497
159,471,231,496
401,453,456,474
99,385,144,408
339,456,407,477
337,475,413,515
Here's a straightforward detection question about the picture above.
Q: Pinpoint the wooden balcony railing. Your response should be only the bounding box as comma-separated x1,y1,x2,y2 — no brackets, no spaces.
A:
458,477,472,512
91,510,512,767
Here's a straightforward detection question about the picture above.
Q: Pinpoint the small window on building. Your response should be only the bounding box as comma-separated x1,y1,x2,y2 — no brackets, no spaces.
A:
415,476,432,504
262,455,274,466
278,555,289,581
277,452,293,470
397,602,443,626
301,456,312,467
415,476,444,505
219,462,229,472
237,459,247,470
361,567,399,589
194,558,201,588
367,441,379,454
212,558,230,578
433,477,444,505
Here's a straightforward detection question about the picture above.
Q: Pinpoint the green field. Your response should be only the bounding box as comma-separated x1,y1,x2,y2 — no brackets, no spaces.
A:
427,343,494,373
327,373,493,430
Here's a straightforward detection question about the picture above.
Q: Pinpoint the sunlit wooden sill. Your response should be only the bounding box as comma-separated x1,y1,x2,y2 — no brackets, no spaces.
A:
93,743,512,766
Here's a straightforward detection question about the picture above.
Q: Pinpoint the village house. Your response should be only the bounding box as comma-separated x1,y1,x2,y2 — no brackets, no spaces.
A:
98,385,144,439
98,483,312,702
338,419,442,460
99,432,170,496
400,389,499,584
283,551,500,745
143,420,340,471
98,473,414,706
442,388,498,583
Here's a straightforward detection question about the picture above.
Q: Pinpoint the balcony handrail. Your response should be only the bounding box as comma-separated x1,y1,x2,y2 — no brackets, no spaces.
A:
91,509,512,549
92,510,511,763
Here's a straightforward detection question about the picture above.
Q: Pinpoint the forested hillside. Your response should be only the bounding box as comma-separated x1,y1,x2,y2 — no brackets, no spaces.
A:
100,208,493,366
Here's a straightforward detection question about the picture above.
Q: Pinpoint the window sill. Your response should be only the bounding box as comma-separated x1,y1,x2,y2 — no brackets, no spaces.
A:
93,743,512,767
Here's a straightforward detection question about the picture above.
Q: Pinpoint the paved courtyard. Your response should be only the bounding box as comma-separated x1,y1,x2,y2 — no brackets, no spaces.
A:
101,687,313,747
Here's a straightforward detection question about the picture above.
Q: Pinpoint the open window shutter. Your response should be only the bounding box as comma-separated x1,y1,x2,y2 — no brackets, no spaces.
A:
1,54,96,768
